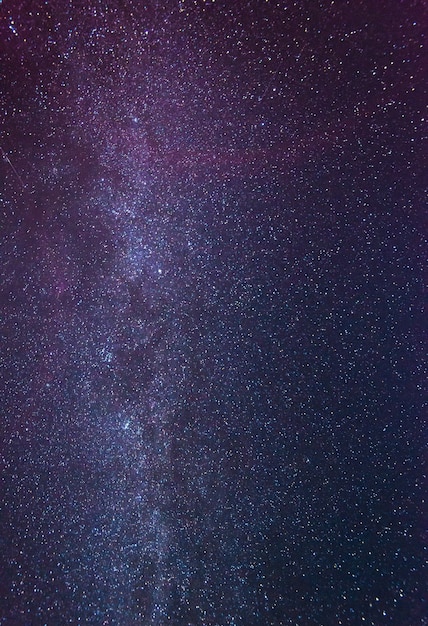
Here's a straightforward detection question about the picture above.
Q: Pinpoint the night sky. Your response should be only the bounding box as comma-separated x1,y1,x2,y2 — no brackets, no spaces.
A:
0,1,426,624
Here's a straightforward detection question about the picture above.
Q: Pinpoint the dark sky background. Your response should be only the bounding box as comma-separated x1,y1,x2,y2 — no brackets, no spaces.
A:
0,1,426,624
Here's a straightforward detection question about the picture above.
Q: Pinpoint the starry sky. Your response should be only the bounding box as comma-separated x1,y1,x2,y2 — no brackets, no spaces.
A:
0,1,426,624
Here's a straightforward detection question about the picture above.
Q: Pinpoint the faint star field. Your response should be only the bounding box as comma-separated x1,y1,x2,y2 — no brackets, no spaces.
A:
0,1,426,625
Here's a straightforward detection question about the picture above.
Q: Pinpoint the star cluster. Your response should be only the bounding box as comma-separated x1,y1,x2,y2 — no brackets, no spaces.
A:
0,1,426,624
